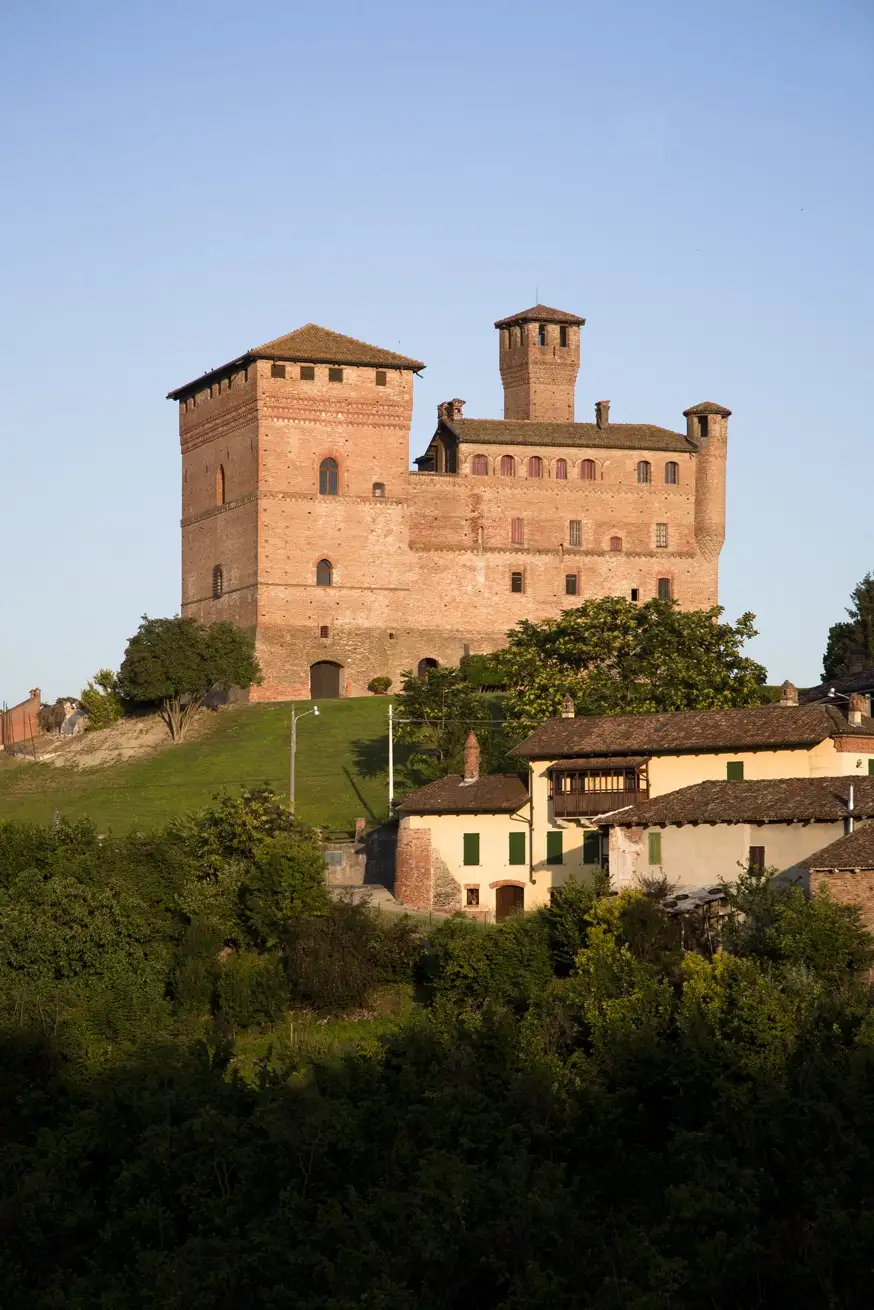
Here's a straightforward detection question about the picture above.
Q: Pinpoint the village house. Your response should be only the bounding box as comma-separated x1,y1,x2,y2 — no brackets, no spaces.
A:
0,688,41,749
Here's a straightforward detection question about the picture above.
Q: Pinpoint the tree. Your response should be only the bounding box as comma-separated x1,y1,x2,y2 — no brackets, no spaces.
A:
823,572,874,679
396,664,509,782
117,616,262,741
38,700,67,735
501,596,768,728
79,670,124,731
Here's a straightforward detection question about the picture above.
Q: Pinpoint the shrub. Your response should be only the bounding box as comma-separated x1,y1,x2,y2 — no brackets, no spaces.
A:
284,901,422,1011
80,670,124,731
422,912,553,1013
215,951,288,1030
367,676,392,694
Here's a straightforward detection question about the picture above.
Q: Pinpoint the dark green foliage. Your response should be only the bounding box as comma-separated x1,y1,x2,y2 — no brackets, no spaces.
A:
240,832,330,947
459,650,511,690
539,871,609,975
214,951,289,1030
367,674,392,693
396,664,512,783
421,910,553,1012
823,572,874,678
79,668,125,729
284,900,421,1010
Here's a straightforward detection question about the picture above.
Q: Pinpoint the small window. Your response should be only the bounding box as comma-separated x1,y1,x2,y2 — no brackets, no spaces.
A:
508,832,526,865
211,564,223,599
528,456,543,478
657,577,672,601
316,559,333,586
511,571,524,593
698,416,709,439
216,464,226,506
559,325,568,347
328,367,343,383
375,370,387,386
463,833,480,866
648,831,662,866
580,459,596,481
555,458,568,480
726,761,744,781
537,323,547,346
500,454,516,476
665,461,679,485
631,588,640,602
466,886,480,907
583,830,601,865
511,518,525,546
749,845,765,872
610,536,623,552
869,759,874,777
319,625,329,638
568,520,582,547
655,523,668,548
546,831,563,865
319,458,339,496
637,460,651,484
471,454,489,475
565,574,578,596
271,363,286,379
300,365,315,381
372,482,386,498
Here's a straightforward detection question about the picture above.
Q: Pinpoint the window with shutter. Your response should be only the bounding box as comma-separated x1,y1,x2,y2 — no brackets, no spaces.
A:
511,571,524,593
300,365,315,380
508,832,526,865
726,761,744,780
637,460,651,484
463,833,480,866
328,367,343,383
555,458,568,480
648,831,662,865
749,846,765,872
869,759,874,776
565,574,578,596
655,523,668,548
583,830,601,865
375,370,387,386
657,577,672,600
568,519,582,546
546,831,563,865
271,363,286,379
580,459,596,481
511,518,525,545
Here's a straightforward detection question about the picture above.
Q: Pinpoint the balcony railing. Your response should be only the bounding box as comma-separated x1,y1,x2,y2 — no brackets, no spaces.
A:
552,789,645,817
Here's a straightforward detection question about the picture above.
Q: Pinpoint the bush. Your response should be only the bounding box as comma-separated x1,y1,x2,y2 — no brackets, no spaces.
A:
284,901,422,1011
422,912,553,1013
215,950,288,1030
80,669,124,731
367,676,392,694
459,651,510,690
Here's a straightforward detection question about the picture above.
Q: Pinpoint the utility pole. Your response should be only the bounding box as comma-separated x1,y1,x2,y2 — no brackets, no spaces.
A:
289,703,319,814
388,701,394,816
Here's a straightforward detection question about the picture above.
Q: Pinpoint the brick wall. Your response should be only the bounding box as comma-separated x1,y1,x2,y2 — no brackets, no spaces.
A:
0,688,41,748
813,869,874,935
395,822,432,909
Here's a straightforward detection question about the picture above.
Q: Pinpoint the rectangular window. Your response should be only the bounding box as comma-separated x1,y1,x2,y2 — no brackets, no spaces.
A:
869,759,874,776
565,574,578,596
319,625,329,638
657,578,672,601
546,831,563,865
375,370,387,386
726,761,744,781
655,523,668,548
648,831,662,866
699,415,710,439
271,363,286,379
466,886,480,907
300,365,316,380
631,588,640,602
559,325,568,347
463,833,480,866
511,517,525,545
328,367,344,383
568,519,582,547
511,571,524,593
583,830,601,865
508,831,526,865
749,845,765,872
538,323,547,346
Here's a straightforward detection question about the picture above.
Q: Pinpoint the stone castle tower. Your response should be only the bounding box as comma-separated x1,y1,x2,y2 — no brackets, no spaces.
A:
169,305,729,700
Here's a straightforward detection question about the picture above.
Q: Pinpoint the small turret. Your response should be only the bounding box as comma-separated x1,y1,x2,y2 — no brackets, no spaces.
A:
495,304,585,421
685,401,731,564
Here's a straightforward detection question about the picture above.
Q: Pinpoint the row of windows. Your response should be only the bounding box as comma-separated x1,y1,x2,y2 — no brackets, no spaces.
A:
500,323,572,350
511,518,670,549
462,828,601,870
272,363,388,386
468,456,680,484
510,571,671,600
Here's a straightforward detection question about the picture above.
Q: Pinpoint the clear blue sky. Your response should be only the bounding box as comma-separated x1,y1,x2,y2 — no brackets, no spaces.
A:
1,0,871,700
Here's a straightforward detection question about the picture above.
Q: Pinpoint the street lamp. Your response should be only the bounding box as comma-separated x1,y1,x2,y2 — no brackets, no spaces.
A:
289,703,319,814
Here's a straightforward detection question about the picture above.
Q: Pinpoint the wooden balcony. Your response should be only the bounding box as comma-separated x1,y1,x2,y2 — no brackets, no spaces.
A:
552,788,645,817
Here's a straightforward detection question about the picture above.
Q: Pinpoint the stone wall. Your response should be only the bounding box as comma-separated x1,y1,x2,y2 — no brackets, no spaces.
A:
813,869,874,935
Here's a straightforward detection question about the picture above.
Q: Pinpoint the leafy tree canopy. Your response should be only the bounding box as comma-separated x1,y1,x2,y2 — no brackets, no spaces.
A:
823,572,874,680
395,665,511,784
501,596,768,728
117,615,262,741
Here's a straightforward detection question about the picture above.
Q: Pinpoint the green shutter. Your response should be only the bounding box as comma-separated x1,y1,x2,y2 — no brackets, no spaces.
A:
463,833,480,866
583,830,601,865
726,761,744,781
868,759,874,777
546,831,563,865
648,831,662,866
508,831,526,865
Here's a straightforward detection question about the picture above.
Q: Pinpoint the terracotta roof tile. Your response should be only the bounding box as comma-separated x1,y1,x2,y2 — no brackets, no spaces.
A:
798,821,874,870
683,401,732,417
447,417,695,454
399,774,529,814
606,776,874,827
511,704,873,760
252,323,424,370
494,304,586,327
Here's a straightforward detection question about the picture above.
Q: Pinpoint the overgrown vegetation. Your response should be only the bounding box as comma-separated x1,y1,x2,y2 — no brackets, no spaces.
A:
79,668,124,730
823,570,874,679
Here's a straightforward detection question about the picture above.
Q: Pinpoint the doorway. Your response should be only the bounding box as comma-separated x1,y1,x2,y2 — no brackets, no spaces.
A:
495,884,524,922
309,661,342,698
417,657,439,676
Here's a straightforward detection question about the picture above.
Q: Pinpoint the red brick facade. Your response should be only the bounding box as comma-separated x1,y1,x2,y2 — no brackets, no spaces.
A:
172,309,728,699
0,688,41,748
395,825,433,909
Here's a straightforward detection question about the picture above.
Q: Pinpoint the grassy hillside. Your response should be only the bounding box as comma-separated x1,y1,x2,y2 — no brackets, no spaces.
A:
0,698,399,834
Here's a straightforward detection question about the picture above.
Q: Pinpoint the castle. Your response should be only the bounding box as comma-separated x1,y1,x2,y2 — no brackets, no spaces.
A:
169,304,729,699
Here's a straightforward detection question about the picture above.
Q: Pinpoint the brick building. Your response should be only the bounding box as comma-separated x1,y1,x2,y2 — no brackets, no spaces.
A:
168,304,729,700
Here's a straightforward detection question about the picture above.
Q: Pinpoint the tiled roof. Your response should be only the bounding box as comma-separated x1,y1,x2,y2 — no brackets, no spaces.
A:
446,417,695,454
683,401,732,417
798,821,874,870
494,304,586,328
399,774,529,814
801,671,874,704
252,323,425,370
605,777,874,827
511,704,874,760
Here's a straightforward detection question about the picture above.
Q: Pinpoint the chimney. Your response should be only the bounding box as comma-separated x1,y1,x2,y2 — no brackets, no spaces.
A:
779,680,798,707
848,692,866,726
561,694,576,719
463,731,480,782
595,400,610,430
438,397,465,424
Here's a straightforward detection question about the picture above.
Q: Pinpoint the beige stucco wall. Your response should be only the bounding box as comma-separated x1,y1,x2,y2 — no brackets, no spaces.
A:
649,739,874,793
609,820,847,892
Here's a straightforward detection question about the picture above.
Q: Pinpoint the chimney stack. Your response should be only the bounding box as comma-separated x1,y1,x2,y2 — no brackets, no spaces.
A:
595,400,610,430
848,692,866,726
779,681,798,707
438,398,466,424
463,730,480,782
561,694,576,719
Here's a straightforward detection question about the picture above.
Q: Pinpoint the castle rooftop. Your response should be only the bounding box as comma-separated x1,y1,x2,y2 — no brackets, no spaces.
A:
442,416,696,453
494,303,586,328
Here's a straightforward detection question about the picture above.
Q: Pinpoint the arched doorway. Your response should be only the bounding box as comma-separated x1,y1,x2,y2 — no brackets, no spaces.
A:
495,885,524,921
310,661,342,698
417,657,439,676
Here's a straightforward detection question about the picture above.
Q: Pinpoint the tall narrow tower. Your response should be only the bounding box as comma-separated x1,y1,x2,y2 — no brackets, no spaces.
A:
495,304,585,421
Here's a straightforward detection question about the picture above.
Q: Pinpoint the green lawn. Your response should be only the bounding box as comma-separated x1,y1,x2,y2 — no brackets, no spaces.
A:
0,697,399,834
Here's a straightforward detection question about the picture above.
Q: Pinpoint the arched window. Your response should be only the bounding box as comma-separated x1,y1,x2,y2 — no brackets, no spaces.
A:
555,458,568,480
417,657,439,676
528,456,543,478
212,564,223,598
610,536,623,552
637,461,651,485
500,455,515,476
580,459,596,481
665,461,679,485
471,454,489,476
319,458,339,496
316,558,333,586
216,464,226,505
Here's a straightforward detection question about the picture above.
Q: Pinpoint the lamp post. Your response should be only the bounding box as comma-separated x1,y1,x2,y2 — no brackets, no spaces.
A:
289,703,319,814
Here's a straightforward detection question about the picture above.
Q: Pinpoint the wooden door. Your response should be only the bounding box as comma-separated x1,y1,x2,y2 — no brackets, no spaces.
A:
495,885,524,922
309,661,342,699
